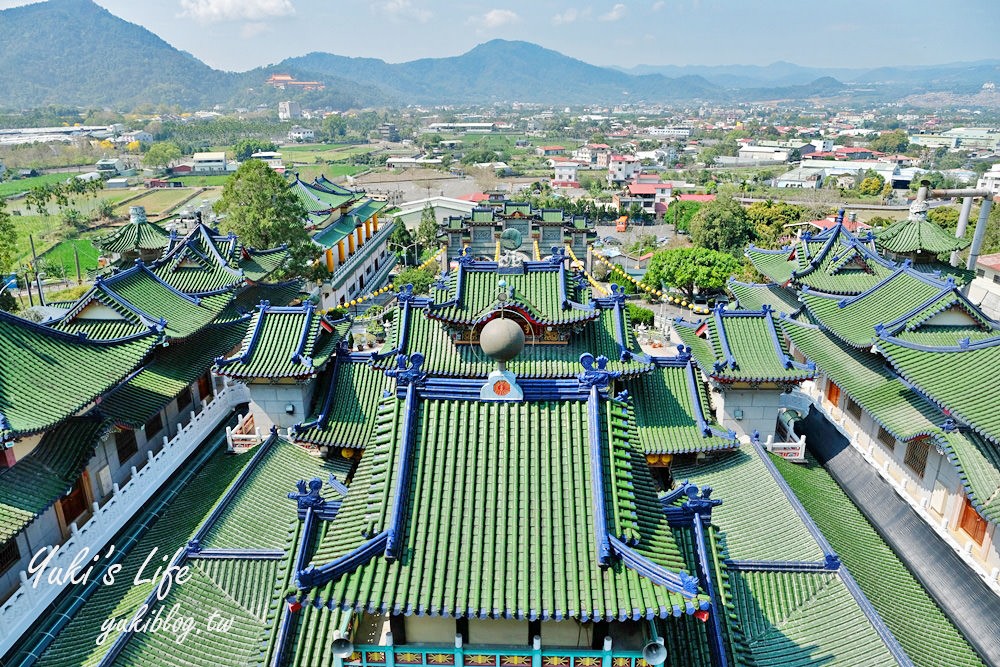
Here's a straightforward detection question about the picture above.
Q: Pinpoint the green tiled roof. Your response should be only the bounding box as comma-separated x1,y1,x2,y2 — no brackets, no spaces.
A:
782,319,1000,521
625,364,736,455
728,280,801,314
875,216,970,254
291,176,358,213
772,453,986,667
799,269,946,347
892,324,998,347
749,226,896,296
20,432,254,667
729,570,897,666
239,246,290,282
312,216,361,247
216,280,304,324
0,311,156,439
428,265,595,326
377,307,649,379
309,398,706,619
675,311,815,383
293,361,389,449
53,318,151,341
152,225,246,294
0,416,105,542
214,305,347,380
97,217,171,255
99,321,249,427
672,447,824,562
877,334,1000,448
348,198,387,223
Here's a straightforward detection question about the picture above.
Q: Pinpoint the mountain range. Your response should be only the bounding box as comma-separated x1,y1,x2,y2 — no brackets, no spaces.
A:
0,0,996,111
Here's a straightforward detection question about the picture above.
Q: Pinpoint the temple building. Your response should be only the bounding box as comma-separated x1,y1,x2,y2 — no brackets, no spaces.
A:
290,174,397,308
739,211,1000,596
3,248,924,666
440,200,595,265
0,221,292,609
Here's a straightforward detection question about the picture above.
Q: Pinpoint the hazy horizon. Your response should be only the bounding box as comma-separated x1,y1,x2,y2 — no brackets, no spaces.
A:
0,0,997,74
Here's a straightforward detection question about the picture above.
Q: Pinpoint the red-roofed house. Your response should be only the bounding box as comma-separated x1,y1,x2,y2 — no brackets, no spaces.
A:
456,192,490,203
608,155,641,185
536,145,565,156
552,161,581,188
614,180,673,218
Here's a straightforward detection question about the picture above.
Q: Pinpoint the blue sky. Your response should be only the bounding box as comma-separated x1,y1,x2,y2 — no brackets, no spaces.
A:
2,0,998,72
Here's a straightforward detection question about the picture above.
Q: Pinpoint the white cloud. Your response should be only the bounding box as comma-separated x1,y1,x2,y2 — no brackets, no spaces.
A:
600,3,627,21
240,21,270,38
0,1,34,8
479,8,520,28
377,0,431,23
651,1,665,10
178,0,295,23
552,8,578,25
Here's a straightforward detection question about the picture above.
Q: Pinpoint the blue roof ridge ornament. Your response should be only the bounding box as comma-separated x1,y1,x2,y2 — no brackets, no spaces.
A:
288,478,327,512
608,283,627,305
386,352,426,387
458,246,475,266
578,353,621,391
681,485,722,516
396,283,415,303
548,245,566,264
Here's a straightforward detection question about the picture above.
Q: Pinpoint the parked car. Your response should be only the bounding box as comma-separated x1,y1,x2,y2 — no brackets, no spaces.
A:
601,236,623,246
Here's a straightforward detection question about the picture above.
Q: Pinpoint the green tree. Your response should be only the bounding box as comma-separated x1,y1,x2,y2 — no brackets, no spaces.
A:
745,200,804,248
394,265,437,295
927,206,960,231
666,199,702,233
857,170,885,196
868,130,909,154
388,220,416,265
643,247,740,300
233,139,277,162
626,302,654,327
688,194,754,256
144,142,182,168
213,160,311,272
416,203,438,253
0,200,16,278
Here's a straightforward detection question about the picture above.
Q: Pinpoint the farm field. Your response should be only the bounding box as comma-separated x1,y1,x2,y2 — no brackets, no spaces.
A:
38,238,100,277
0,172,87,198
114,187,199,217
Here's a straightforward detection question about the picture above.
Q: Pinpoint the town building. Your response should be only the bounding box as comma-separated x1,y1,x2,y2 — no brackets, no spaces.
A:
268,74,325,91
607,154,641,185
279,100,303,121
250,150,285,171
646,127,692,139
573,143,612,168
288,126,315,142
191,151,234,174
976,163,1000,196
613,180,673,219
551,160,580,187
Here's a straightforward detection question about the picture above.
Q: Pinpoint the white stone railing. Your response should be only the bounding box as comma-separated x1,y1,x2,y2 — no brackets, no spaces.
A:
0,380,252,654
764,433,807,462
226,411,262,453
783,385,1000,597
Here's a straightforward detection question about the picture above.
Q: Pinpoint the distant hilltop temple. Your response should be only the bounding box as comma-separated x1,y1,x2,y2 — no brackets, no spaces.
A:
266,72,326,91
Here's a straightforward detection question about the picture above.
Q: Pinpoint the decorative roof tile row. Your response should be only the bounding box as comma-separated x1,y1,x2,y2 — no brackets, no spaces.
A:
728,280,801,314
0,310,156,439
308,398,705,620
675,309,815,383
293,361,390,449
215,304,348,380
875,216,970,255
781,318,1000,521
0,416,106,542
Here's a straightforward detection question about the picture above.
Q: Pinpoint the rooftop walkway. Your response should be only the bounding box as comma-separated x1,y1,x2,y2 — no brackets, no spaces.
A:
795,408,1000,666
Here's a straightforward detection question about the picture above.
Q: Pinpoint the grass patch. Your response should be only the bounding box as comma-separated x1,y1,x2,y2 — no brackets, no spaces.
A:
37,238,100,277
44,283,91,303
0,172,87,198
115,188,197,217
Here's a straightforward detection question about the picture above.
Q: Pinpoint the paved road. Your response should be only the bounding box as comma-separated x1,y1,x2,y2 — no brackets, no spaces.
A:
796,408,1000,667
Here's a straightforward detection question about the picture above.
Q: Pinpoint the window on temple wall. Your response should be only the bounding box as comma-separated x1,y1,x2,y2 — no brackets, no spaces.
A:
176,386,192,413
115,429,138,465
877,425,896,451
958,497,988,545
144,412,164,439
0,538,20,575
903,439,930,478
826,379,841,406
198,372,213,403
59,474,89,527
845,396,862,419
